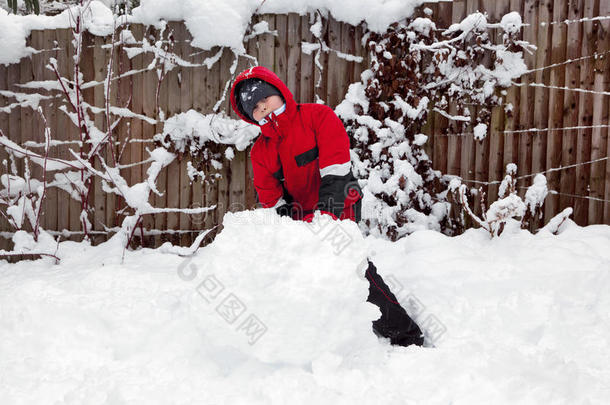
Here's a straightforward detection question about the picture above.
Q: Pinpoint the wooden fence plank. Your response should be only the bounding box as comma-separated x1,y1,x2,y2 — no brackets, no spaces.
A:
573,0,597,225
31,30,46,229
467,0,483,215
166,22,182,244
517,0,537,197
130,24,147,246
287,13,301,101
104,33,118,240
29,30,45,229
139,26,157,246
327,15,344,107
0,64,7,131
590,0,610,224
119,24,138,226
115,24,137,237
432,2,453,175
130,24,144,208
7,57,22,179
179,23,193,246
274,15,288,86
112,27,131,233
0,62,10,250
341,19,356,91
20,33,34,197
352,22,367,87
91,34,106,244
480,0,500,202
80,32,96,239
229,147,247,215
42,28,58,237
190,47,206,233
544,0,569,222
420,3,435,167
228,26,254,218
258,15,275,71
606,89,610,223
30,30,44,202
447,0,465,178
5,62,22,247
501,0,522,175
153,26,169,246
473,1,490,211
65,29,82,237
203,47,221,234
300,13,315,103
315,13,329,104
54,28,70,237
469,0,481,12
530,0,552,227
244,28,259,211
215,46,234,229
559,0,584,214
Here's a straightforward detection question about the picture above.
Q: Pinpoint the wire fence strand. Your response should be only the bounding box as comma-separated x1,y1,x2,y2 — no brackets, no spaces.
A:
453,156,609,186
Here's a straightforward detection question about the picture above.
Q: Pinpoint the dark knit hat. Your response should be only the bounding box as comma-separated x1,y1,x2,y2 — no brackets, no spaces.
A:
236,78,282,122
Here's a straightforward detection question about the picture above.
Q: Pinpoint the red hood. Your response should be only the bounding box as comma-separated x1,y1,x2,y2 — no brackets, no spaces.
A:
230,66,298,136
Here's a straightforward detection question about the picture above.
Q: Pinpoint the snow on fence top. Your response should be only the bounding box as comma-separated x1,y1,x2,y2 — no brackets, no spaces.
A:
0,0,435,65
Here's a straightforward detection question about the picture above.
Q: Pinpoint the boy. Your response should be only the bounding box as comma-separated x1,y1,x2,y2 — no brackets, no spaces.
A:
230,66,424,347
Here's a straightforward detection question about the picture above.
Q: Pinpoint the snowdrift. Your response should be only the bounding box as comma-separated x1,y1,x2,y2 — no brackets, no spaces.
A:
178,209,378,365
1,210,610,404
0,210,383,403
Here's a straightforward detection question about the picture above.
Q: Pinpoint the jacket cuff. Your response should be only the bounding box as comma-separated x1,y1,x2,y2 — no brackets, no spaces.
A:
317,172,354,217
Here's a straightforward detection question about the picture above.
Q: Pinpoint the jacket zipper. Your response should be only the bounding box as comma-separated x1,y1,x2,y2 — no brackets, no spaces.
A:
268,113,285,140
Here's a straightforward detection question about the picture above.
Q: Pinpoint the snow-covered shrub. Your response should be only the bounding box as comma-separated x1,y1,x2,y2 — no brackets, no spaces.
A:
336,11,532,240
1,164,44,234
154,110,259,183
450,163,568,238
522,173,548,229
0,107,53,244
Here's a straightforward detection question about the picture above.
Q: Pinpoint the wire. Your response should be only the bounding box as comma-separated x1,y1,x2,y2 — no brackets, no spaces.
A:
512,81,610,97
523,50,610,74
539,15,610,27
453,156,609,186
546,190,610,204
503,124,610,134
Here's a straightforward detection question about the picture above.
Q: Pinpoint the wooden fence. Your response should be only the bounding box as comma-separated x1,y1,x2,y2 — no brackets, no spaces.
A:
1,0,609,250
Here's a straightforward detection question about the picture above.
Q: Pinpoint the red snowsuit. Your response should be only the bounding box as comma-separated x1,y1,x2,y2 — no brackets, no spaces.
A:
230,66,362,221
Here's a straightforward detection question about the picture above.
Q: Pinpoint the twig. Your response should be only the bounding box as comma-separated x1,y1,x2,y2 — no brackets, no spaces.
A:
0,251,61,264
0,210,18,231
125,215,142,250
33,107,51,241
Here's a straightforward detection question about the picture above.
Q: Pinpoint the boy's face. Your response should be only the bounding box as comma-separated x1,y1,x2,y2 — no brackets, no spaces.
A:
252,95,284,122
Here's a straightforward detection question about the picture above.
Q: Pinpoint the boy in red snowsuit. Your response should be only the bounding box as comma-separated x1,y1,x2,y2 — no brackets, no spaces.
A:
230,66,423,347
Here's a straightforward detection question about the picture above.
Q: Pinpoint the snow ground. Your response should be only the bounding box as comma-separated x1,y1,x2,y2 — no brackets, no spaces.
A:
1,209,609,404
